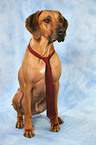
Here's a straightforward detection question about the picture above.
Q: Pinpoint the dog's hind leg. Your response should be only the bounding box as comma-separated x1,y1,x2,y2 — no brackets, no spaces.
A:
12,89,24,129
16,113,24,129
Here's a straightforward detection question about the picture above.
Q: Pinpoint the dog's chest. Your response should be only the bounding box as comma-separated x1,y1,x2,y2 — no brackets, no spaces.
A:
33,54,61,83
32,55,61,103
22,50,61,105
40,67,45,74
23,50,61,84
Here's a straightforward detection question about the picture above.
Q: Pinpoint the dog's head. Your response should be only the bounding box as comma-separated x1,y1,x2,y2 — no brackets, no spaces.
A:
25,10,68,43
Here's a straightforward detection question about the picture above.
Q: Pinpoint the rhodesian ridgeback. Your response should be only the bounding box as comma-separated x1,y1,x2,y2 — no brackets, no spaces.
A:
12,10,68,138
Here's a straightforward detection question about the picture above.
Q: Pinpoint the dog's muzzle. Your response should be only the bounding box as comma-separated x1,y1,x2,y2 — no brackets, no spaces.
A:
48,26,66,43
56,27,66,42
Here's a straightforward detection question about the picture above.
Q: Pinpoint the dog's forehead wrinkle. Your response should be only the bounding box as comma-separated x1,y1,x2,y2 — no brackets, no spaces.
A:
39,10,59,20
44,15,51,20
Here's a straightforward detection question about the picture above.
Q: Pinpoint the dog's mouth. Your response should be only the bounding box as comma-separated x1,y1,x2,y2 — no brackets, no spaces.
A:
57,35,65,42
48,35,65,43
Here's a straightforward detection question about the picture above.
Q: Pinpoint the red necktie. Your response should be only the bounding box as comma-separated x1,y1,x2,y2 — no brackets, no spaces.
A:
28,44,56,120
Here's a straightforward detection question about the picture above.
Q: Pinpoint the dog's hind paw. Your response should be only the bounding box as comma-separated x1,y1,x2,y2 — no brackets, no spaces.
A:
16,120,24,129
58,117,64,124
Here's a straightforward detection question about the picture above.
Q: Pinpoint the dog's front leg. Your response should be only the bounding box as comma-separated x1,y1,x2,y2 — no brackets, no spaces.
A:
50,81,63,132
23,83,35,138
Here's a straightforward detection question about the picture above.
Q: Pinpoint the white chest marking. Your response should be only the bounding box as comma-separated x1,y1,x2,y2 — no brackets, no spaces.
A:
40,67,45,73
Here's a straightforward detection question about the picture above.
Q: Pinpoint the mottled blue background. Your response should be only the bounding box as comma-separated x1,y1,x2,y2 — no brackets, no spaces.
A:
0,0,96,145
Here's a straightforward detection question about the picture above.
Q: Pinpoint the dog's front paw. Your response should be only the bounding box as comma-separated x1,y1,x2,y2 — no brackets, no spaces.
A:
16,120,24,129
50,122,60,132
24,127,35,138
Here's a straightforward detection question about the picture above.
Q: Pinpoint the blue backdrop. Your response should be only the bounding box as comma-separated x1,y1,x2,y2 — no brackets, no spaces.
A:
0,0,96,145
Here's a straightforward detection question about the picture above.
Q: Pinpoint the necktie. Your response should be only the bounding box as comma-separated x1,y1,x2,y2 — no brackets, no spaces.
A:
28,44,56,120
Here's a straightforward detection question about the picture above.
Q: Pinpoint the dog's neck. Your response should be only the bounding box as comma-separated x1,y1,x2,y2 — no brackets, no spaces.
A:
30,36,54,57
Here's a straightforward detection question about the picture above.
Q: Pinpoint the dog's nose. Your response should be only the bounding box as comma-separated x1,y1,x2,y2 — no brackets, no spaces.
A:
58,28,63,35
57,27,65,36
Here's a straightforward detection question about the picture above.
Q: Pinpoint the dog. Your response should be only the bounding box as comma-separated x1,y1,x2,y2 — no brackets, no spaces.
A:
12,10,68,138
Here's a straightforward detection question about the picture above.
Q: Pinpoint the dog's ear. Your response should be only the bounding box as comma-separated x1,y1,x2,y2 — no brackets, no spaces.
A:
25,11,42,39
63,17,68,30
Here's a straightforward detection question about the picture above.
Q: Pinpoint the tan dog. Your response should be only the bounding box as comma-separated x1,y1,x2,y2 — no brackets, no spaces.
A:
12,10,68,138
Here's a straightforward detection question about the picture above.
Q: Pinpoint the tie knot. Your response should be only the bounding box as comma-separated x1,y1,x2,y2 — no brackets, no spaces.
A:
43,57,49,65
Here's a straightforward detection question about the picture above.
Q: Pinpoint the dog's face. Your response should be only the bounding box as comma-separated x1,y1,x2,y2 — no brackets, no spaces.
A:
25,10,68,43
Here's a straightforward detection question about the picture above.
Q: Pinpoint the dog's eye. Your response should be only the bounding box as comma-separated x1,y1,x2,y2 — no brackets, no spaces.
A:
59,18,63,23
43,18,50,23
